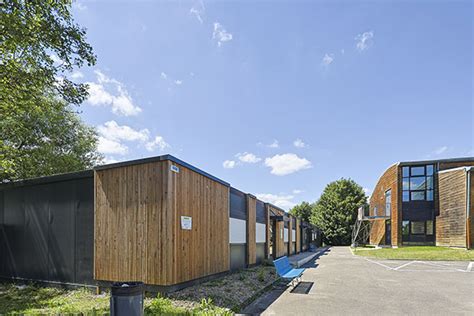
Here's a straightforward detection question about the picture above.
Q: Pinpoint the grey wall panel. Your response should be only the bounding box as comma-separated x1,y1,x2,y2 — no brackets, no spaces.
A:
75,177,94,284
23,185,50,280
230,188,246,220
0,191,4,276
230,244,246,270
0,174,95,285
256,243,265,264
48,181,76,283
2,188,25,278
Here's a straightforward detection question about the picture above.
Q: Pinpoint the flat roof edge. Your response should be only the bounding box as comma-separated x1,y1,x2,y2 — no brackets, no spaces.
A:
0,170,93,190
94,154,230,187
399,156,474,166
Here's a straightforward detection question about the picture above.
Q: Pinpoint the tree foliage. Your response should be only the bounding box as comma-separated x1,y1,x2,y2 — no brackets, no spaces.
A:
0,0,101,181
311,178,367,245
289,201,313,223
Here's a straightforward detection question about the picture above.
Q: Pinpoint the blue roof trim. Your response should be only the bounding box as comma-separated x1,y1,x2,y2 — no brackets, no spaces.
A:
94,154,230,187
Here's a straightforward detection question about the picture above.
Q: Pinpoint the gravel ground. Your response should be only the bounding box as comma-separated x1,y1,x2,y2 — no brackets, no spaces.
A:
168,265,279,312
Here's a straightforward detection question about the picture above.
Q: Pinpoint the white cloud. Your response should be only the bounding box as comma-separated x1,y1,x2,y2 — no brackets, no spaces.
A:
292,189,304,194
213,22,233,47
363,187,371,198
87,70,142,116
103,157,120,164
72,1,87,11
145,136,170,152
321,53,334,66
236,152,261,164
97,120,149,142
355,31,374,51
71,71,84,79
293,138,307,148
434,146,448,155
97,121,169,155
161,72,168,80
268,140,279,148
97,136,128,155
264,153,312,176
223,160,236,169
190,1,205,24
255,193,296,210
174,80,183,85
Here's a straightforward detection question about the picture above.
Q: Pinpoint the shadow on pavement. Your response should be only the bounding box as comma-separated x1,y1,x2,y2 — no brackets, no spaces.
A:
240,247,331,315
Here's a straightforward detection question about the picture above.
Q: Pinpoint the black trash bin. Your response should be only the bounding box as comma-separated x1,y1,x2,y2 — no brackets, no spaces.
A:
110,282,144,316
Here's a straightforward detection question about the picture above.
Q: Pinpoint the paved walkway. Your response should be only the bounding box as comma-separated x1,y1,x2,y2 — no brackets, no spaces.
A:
244,247,474,315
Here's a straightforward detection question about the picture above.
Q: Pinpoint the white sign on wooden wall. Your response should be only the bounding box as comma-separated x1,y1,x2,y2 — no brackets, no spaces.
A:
181,216,192,230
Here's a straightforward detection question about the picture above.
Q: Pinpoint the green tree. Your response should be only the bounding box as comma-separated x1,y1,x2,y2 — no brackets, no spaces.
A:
311,179,367,245
289,201,313,223
1,0,101,181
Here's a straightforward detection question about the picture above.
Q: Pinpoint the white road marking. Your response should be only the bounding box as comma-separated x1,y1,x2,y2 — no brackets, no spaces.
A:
467,262,473,272
364,258,395,270
393,261,415,271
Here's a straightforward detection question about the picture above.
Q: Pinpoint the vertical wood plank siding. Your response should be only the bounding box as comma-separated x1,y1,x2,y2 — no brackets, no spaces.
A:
288,216,293,255
295,218,301,253
246,195,257,265
94,160,229,286
267,205,286,258
437,169,467,247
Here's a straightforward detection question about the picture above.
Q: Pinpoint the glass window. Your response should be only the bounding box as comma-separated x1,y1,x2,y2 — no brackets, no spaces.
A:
385,190,391,216
411,221,425,234
410,177,426,190
402,178,409,190
403,191,409,202
402,167,410,177
402,221,410,236
411,191,425,200
426,176,433,189
426,165,434,176
426,190,434,201
426,220,434,235
411,166,425,176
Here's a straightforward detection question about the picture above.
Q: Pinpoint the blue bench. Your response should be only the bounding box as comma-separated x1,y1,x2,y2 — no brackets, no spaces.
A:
273,256,305,287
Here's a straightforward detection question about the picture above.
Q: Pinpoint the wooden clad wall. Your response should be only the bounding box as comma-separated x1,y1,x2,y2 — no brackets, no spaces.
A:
288,216,293,255
437,169,467,247
246,195,256,265
95,159,230,286
268,205,285,258
295,218,301,253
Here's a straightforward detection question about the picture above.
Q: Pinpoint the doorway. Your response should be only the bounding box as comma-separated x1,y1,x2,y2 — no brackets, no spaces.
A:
385,220,391,245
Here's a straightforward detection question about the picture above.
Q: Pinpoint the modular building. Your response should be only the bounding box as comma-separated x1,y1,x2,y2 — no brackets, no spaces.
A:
0,155,318,289
368,157,474,248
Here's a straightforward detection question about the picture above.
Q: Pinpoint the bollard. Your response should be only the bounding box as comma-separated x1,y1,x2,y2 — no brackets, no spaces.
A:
110,282,144,316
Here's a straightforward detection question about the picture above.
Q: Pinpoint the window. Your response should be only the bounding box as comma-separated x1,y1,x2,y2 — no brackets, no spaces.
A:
385,190,391,216
402,221,410,236
426,220,434,235
402,164,435,202
411,221,425,235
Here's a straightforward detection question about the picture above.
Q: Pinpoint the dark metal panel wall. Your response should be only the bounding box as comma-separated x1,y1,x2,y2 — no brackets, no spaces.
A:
74,178,94,284
0,191,4,276
230,187,246,220
0,175,94,285
256,200,265,224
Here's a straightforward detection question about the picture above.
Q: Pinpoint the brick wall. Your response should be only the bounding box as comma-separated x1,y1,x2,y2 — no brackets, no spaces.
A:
369,163,400,246
437,169,467,247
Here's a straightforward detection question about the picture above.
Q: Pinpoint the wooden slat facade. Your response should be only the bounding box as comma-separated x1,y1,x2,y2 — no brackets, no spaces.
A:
295,218,301,253
246,195,257,265
267,204,286,258
288,215,293,255
94,159,229,286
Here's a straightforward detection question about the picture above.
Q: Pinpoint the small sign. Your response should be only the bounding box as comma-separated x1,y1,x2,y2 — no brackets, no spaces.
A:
181,216,192,230
170,165,180,173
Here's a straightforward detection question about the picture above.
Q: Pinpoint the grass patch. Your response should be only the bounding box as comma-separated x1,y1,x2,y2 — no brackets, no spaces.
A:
0,284,230,315
353,246,474,261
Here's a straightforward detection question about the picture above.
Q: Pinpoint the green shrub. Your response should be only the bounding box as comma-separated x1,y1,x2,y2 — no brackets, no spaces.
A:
145,294,187,315
257,269,265,282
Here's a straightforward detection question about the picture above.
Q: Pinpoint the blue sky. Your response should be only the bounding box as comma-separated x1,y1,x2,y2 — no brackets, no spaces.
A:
69,0,473,209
